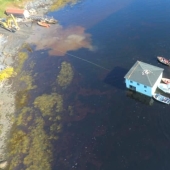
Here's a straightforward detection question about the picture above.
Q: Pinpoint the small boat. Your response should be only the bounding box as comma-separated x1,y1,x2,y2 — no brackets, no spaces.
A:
45,18,57,24
162,78,170,84
153,93,170,104
157,56,170,66
37,21,50,28
158,83,170,94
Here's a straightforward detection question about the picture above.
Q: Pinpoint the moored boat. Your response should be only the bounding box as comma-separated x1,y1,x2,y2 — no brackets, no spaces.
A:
162,78,170,84
37,21,50,28
153,93,170,104
45,18,57,24
157,56,170,66
158,83,170,94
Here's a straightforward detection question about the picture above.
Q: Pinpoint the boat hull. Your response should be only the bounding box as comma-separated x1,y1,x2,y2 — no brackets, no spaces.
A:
157,56,170,66
37,21,50,28
162,78,170,84
158,83,170,94
45,19,57,24
153,93,170,104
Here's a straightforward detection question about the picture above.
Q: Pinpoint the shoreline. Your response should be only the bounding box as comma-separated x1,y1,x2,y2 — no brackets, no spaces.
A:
0,0,59,167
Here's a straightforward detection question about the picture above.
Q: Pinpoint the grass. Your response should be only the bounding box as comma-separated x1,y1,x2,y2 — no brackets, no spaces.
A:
0,0,15,17
0,0,28,17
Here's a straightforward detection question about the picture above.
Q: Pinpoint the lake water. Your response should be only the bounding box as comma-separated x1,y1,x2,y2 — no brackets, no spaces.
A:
26,0,170,169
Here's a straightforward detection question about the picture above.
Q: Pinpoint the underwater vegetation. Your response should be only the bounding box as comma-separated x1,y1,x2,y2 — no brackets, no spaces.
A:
7,95,64,169
7,111,52,170
15,52,28,74
22,43,33,53
19,72,37,90
15,90,30,109
7,47,74,169
57,61,74,88
34,93,63,117
14,52,36,109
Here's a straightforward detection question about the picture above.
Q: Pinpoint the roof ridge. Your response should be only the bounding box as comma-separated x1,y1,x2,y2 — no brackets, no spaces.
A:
127,61,139,79
146,72,154,86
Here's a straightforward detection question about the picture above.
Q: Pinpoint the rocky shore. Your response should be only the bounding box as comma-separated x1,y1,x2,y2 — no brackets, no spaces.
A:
0,0,58,168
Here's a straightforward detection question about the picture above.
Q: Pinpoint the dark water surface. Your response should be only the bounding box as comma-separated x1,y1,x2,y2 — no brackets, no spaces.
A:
29,0,170,169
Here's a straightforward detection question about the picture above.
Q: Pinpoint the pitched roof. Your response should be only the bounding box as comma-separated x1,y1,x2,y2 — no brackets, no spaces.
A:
5,8,25,15
124,61,164,87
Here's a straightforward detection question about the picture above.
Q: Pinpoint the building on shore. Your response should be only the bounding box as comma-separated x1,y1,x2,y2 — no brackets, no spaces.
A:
124,61,163,97
5,8,30,18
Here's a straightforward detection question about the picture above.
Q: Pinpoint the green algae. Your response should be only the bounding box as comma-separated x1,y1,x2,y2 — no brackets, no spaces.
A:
34,93,63,117
14,52,36,110
23,118,52,170
15,52,28,74
57,61,74,88
19,72,37,90
22,43,33,53
15,90,30,109
15,107,33,126
8,114,52,170
7,100,63,169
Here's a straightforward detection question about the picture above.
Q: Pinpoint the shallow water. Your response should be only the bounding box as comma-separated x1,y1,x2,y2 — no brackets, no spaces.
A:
25,0,170,169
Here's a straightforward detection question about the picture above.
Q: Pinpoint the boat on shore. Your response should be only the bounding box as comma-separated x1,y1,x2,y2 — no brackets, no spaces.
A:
37,21,50,28
153,93,170,104
158,83,170,94
162,78,170,84
157,56,170,66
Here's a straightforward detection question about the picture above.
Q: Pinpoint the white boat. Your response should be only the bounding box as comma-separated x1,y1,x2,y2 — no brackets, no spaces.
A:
153,93,170,104
158,83,170,94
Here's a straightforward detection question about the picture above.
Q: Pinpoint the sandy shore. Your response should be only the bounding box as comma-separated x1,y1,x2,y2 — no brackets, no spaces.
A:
0,0,55,163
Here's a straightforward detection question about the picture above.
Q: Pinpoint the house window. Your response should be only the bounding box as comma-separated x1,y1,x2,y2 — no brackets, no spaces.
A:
137,83,140,85
144,85,147,88
130,81,133,83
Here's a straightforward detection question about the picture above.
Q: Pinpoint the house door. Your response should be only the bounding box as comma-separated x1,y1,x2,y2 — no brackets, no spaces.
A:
129,85,136,91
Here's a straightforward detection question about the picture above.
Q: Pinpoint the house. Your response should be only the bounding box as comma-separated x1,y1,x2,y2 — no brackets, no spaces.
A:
124,61,164,97
5,8,30,18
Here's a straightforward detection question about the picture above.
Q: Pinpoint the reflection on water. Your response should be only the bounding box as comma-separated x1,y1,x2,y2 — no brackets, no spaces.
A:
50,0,134,28
126,90,154,105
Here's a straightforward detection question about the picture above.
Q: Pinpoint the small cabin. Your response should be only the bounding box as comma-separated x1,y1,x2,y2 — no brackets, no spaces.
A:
5,8,30,18
124,61,164,97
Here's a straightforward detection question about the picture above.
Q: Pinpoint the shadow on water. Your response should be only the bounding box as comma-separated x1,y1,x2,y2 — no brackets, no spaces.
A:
104,66,128,90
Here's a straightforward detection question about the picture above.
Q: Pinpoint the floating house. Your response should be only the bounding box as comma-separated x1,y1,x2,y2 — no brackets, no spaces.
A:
124,61,163,97
5,8,30,18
